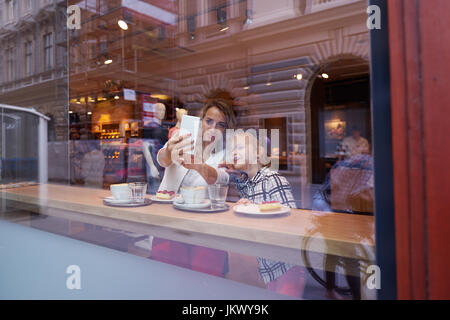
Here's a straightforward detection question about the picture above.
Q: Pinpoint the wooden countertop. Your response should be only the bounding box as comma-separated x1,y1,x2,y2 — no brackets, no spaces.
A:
1,184,375,262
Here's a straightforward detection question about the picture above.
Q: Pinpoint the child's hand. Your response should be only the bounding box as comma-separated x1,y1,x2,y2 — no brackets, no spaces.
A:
236,198,253,206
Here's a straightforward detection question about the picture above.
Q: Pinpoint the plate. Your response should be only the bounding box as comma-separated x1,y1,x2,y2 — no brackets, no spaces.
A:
173,201,229,213
150,195,175,203
233,204,290,216
103,197,152,208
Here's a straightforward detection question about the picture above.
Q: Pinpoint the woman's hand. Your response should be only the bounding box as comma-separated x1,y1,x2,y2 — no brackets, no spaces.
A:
158,133,193,167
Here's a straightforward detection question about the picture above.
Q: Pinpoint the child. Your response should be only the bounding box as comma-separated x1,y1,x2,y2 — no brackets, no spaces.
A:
219,131,306,298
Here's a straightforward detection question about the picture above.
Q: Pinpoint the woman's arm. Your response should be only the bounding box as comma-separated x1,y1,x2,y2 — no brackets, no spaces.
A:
179,160,222,185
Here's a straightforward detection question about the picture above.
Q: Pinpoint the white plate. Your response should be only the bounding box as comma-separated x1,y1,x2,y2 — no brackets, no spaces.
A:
233,204,290,216
173,199,211,209
150,195,175,203
104,196,133,204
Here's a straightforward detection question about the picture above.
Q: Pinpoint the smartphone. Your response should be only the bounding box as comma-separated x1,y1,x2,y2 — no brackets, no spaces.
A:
179,115,202,156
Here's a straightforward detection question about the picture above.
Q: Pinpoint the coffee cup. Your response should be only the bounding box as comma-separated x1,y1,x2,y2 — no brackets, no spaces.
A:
110,183,131,201
180,186,206,204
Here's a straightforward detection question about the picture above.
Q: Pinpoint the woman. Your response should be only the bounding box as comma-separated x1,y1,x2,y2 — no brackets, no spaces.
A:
151,98,236,277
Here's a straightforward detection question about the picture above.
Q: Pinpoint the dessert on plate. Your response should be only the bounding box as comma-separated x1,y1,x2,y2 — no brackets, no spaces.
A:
156,190,175,200
258,201,282,212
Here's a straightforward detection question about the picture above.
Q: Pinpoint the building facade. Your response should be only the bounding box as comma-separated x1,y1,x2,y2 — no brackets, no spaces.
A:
0,0,67,141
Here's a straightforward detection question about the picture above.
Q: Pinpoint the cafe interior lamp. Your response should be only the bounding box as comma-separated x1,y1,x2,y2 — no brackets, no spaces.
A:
118,20,129,30
321,73,329,79
295,74,303,80
104,58,113,65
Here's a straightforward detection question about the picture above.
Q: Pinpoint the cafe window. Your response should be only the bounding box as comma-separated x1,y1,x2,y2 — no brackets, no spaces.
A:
1,0,401,301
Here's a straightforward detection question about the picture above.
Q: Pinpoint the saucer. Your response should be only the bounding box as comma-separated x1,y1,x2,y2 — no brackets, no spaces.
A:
103,197,152,208
104,196,133,204
173,199,211,209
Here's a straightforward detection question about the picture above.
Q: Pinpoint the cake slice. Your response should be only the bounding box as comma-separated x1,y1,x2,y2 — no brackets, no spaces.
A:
156,190,175,200
258,201,282,212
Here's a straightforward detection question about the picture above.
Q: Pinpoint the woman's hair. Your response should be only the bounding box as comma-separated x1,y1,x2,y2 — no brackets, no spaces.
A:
200,98,237,129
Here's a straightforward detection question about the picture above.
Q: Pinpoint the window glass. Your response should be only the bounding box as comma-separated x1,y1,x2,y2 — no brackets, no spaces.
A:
0,0,378,300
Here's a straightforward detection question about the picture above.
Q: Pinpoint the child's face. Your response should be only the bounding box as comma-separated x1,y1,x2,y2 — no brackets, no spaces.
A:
232,135,257,171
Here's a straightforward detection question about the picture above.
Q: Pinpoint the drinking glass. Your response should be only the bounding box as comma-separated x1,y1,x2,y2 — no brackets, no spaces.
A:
207,184,229,209
130,182,147,203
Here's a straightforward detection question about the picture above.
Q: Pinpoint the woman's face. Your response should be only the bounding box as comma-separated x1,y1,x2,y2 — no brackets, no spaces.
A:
202,106,227,136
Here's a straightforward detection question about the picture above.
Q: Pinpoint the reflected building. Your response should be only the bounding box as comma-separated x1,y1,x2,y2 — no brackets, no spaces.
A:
0,0,68,141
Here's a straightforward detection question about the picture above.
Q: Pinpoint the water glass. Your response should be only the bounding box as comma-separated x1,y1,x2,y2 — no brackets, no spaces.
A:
207,184,229,209
130,182,147,203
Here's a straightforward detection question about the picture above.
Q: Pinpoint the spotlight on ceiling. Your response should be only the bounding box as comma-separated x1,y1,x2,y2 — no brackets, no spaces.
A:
321,73,329,79
295,74,303,80
118,20,129,30
104,59,113,65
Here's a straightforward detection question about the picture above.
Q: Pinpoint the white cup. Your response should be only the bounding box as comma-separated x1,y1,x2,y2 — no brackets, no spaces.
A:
180,186,206,204
110,183,131,201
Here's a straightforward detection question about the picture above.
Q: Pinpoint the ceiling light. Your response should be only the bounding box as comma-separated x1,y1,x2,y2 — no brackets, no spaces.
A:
118,20,128,30
104,59,113,65
87,112,92,115
220,26,229,32
69,111,73,114
243,86,249,90
114,96,120,100
321,73,329,79
295,74,303,80
150,94,170,100
266,82,272,86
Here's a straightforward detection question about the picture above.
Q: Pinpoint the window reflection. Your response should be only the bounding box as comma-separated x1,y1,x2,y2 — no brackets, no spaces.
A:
0,0,377,300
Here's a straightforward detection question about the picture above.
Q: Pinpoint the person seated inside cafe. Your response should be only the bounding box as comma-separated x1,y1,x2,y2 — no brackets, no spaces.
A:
341,125,370,157
151,98,237,277
219,131,306,298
